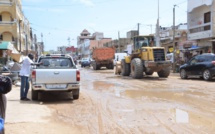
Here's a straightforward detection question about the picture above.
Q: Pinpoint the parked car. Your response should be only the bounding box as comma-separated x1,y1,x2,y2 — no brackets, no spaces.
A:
179,53,215,81
31,54,80,100
81,58,91,67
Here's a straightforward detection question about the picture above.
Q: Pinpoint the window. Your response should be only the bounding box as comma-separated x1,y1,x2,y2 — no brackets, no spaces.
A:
204,12,211,23
204,12,211,30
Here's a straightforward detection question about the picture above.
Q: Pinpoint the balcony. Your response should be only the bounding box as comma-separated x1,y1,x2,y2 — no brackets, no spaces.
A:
0,20,16,25
188,22,212,40
0,0,12,6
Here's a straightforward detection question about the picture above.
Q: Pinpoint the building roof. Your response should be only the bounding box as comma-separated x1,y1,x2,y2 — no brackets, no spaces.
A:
81,29,90,35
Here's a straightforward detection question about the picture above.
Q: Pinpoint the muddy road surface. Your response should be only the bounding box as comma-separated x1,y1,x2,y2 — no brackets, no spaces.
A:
5,67,215,134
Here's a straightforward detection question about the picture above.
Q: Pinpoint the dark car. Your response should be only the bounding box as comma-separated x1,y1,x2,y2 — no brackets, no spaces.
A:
180,53,215,81
81,58,91,67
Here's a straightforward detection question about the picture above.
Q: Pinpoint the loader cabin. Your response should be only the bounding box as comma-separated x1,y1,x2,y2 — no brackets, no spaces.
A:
133,35,155,51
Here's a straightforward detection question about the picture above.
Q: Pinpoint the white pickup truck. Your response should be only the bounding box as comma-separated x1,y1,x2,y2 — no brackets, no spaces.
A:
30,54,80,100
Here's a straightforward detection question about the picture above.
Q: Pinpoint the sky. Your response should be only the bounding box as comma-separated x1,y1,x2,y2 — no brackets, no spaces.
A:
22,0,187,51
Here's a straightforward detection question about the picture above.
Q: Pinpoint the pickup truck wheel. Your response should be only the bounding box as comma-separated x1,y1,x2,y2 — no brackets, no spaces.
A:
73,89,80,100
31,89,39,100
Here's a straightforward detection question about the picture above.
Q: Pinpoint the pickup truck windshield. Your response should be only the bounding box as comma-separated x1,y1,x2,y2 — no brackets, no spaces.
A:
38,58,76,69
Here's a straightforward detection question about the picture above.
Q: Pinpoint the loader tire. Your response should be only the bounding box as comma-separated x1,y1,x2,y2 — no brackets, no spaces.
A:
131,58,143,79
157,67,170,78
121,59,130,76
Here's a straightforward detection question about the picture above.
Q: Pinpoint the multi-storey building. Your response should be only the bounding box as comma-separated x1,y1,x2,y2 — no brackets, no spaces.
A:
0,0,32,64
77,29,112,58
187,0,215,53
160,24,188,53
77,29,95,57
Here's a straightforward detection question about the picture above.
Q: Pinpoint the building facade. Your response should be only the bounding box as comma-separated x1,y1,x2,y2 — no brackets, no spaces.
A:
0,0,32,52
77,29,112,58
160,24,188,53
187,0,215,53
0,0,33,65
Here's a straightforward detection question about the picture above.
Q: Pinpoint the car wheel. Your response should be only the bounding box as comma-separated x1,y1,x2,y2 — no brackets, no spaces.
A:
73,89,80,100
180,69,187,79
203,69,212,81
31,89,39,100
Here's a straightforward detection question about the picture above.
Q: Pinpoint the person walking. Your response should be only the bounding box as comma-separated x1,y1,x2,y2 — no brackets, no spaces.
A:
0,75,12,134
19,53,34,101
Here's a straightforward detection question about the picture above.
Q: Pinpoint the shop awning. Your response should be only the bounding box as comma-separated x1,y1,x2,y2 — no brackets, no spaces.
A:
0,41,14,50
0,41,23,62
208,39,215,42
180,46,209,52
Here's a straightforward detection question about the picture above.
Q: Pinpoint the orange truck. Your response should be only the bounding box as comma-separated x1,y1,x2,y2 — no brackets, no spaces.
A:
92,47,115,70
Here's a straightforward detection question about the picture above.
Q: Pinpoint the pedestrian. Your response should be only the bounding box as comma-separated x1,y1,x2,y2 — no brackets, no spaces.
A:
0,75,12,134
19,53,36,101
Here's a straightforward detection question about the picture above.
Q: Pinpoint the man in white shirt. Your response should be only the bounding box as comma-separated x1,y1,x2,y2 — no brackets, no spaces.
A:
19,53,34,101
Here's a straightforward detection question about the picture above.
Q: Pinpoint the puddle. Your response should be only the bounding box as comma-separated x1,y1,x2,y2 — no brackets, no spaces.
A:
121,89,207,101
91,81,124,91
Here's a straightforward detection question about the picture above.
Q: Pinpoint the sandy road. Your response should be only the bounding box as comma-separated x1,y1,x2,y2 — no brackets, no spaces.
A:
4,67,215,134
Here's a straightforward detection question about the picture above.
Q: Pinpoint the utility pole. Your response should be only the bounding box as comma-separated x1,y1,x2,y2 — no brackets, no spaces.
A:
172,5,176,73
137,23,140,36
118,31,120,52
68,37,71,46
156,0,160,47
18,20,22,52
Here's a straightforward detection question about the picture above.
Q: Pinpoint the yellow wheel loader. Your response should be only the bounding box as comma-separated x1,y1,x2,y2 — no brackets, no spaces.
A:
115,35,171,79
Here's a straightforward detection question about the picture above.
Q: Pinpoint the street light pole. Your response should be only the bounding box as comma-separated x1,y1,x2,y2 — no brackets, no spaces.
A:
172,5,176,73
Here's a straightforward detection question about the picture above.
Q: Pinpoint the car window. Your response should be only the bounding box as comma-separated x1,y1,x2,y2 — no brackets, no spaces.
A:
202,55,213,62
38,58,75,69
190,57,197,65
198,57,204,62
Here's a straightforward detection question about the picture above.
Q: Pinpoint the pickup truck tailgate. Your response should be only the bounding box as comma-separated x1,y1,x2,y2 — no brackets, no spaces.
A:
34,69,77,83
